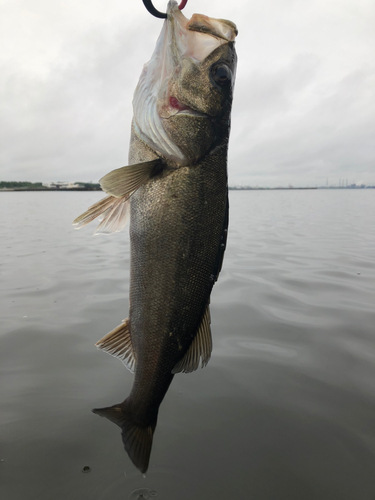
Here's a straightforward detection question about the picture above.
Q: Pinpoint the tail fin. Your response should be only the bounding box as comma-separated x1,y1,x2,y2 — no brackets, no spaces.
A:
92,401,157,473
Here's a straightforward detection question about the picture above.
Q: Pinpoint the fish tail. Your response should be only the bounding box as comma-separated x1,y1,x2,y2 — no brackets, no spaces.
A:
92,400,157,473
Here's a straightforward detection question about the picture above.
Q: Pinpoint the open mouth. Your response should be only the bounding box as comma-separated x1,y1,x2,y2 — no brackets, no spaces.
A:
132,1,236,163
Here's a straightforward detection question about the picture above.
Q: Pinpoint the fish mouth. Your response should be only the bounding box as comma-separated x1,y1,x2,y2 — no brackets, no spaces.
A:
171,4,237,63
132,0,237,163
185,13,238,49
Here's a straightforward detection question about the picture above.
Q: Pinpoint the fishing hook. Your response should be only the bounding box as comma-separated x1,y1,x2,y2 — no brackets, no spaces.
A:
142,0,188,19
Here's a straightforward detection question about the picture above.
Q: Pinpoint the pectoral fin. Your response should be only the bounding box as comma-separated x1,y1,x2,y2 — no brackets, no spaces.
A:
95,319,136,373
100,159,162,198
72,159,162,233
172,305,212,374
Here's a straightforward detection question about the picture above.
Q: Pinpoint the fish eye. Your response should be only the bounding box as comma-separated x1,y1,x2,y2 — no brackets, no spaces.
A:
211,64,232,87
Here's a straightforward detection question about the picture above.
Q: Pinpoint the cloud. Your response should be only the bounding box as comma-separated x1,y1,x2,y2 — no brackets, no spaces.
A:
229,62,375,186
1,23,147,182
1,0,375,186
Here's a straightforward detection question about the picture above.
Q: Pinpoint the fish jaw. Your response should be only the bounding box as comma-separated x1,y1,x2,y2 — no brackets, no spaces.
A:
132,0,237,165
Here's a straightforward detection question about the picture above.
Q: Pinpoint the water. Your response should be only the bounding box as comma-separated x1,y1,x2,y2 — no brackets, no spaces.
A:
1,189,375,499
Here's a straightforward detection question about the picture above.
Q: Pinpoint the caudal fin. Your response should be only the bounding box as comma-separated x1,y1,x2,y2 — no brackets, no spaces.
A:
92,402,157,473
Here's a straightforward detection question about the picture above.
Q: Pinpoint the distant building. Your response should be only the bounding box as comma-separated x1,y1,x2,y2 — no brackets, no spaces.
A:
42,182,80,189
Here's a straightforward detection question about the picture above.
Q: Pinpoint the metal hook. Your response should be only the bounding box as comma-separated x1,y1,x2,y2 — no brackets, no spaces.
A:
142,0,187,19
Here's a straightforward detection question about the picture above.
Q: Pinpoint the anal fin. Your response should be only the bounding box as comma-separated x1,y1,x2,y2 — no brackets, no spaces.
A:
95,319,136,373
172,305,212,374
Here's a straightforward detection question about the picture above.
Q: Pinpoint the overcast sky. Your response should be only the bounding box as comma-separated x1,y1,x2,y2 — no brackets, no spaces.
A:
1,0,374,187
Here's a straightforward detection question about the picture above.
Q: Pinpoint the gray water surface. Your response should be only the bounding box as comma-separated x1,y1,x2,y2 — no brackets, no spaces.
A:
1,190,375,499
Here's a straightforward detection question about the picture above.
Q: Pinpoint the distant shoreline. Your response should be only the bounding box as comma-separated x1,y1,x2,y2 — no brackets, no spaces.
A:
1,187,319,192
1,186,374,192
228,186,374,190
0,187,102,192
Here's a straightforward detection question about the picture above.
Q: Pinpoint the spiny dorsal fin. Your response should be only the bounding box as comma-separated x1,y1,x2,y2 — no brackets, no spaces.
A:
95,319,136,373
100,159,161,198
172,305,212,374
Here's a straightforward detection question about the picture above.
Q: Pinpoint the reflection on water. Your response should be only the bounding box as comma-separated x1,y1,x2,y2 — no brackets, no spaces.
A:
1,190,375,499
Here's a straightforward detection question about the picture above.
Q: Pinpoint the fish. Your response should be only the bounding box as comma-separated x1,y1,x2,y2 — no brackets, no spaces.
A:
73,0,237,473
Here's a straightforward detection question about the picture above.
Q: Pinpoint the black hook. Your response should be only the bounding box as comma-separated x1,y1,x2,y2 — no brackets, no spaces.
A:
142,0,167,19
142,0,187,19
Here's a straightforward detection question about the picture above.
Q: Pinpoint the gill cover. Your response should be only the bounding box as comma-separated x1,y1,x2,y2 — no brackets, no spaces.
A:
133,0,237,164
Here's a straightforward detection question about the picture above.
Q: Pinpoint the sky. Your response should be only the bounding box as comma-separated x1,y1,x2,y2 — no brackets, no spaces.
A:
1,0,374,187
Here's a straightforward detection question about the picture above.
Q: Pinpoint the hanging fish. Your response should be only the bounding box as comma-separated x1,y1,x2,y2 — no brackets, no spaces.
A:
74,0,237,473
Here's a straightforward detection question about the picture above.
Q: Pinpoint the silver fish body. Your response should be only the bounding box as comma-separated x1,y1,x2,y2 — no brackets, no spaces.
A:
74,1,237,473
127,130,228,405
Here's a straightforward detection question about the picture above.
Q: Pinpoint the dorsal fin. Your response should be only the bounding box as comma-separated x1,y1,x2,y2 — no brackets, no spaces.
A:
95,319,136,373
172,305,212,374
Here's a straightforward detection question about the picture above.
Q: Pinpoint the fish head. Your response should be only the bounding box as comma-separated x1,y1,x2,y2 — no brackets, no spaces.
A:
133,0,237,165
